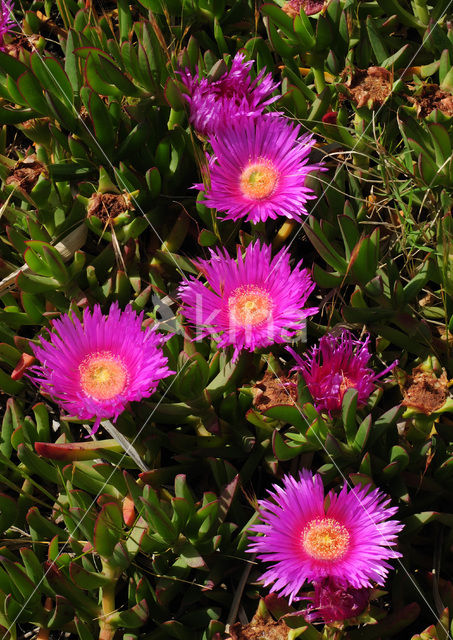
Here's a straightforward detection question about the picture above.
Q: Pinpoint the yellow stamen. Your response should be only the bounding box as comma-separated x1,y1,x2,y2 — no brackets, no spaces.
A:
79,351,128,401
302,517,350,561
228,285,272,326
240,161,279,201
339,374,355,399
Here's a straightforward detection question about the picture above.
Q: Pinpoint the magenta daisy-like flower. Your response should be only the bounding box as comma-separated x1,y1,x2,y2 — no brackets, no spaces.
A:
248,471,403,604
178,52,279,137
194,115,324,224
30,303,173,433
304,578,370,624
287,329,397,414
178,241,318,361
0,0,14,48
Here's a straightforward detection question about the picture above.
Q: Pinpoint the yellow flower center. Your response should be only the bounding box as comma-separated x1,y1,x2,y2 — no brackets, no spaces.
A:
302,517,350,561
79,351,128,401
239,161,279,200
339,374,356,399
228,285,272,326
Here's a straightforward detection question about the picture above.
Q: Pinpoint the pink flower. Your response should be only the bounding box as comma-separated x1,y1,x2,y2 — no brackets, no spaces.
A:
287,329,397,414
30,303,173,433
248,471,403,604
194,115,324,224
178,241,318,361
304,578,370,624
178,52,279,136
0,0,14,49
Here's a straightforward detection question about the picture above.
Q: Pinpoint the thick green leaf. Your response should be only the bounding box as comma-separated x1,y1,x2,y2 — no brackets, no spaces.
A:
17,71,49,114
94,502,123,558
348,229,380,285
305,216,348,273
272,430,306,461
0,106,37,124
107,599,148,629
0,494,16,533
342,388,358,446
352,414,372,454
30,55,74,106
88,91,114,157
69,563,111,589
261,404,307,431
294,14,316,50
366,15,388,64
84,53,122,98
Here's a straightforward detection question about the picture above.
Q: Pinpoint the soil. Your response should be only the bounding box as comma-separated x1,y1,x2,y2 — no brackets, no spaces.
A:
407,84,453,118
342,66,392,109
87,192,130,223
5,158,46,193
402,365,449,414
252,371,298,410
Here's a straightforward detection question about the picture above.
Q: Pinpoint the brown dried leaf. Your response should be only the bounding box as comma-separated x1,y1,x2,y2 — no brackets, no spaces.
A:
407,83,453,118
228,617,291,640
342,66,392,109
402,365,449,414
5,157,46,193
252,371,298,411
87,192,131,223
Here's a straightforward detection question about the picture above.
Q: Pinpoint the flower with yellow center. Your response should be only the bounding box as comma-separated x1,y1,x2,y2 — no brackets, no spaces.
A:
248,470,403,603
178,241,318,361
30,303,173,434
194,115,324,224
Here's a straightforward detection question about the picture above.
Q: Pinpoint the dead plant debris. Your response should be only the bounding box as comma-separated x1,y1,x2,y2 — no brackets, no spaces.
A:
282,0,325,17
342,66,392,109
407,83,453,118
87,192,131,223
252,371,298,411
228,617,290,640
402,365,449,414
6,157,46,193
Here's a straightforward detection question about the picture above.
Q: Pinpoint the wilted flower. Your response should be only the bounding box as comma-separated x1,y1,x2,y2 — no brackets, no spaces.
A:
31,303,173,433
0,0,14,49
195,115,324,224
287,329,397,414
304,578,370,624
322,111,338,125
282,0,326,17
248,471,402,604
178,52,279,137
402,361,450,415
178,241,318,361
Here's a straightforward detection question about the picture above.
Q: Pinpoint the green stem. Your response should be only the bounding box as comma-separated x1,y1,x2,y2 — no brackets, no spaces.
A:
98,565,119,640
322,624,345,639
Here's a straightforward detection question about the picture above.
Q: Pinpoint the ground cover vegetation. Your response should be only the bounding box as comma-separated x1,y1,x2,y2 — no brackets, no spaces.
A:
0,0,452,638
